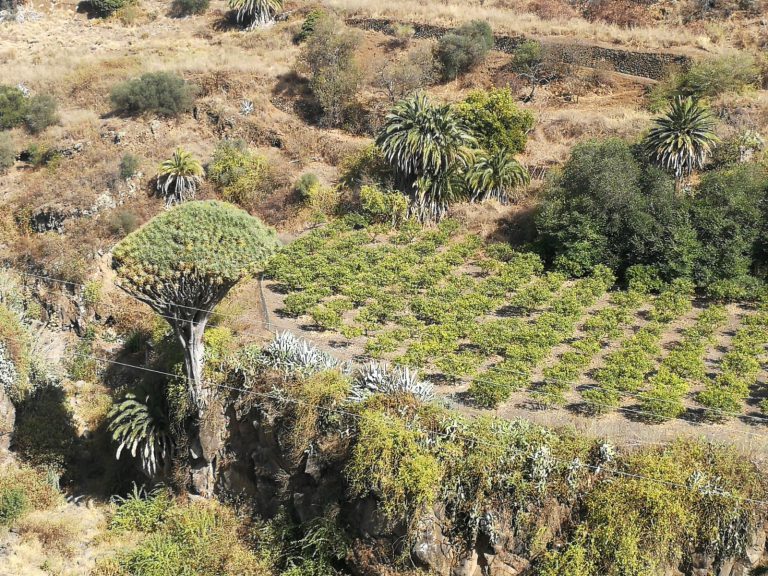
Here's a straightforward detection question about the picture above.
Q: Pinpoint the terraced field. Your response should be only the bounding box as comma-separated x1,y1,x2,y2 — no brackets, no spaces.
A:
264,219,768,436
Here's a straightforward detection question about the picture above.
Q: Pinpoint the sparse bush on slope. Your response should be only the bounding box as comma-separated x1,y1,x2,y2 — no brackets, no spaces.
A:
110,72,196,117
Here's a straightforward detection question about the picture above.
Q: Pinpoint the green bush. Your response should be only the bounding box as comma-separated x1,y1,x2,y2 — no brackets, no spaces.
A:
0,133,14,172
110,72,196,117
649,53,760,110
0,85,27,130
535,138,697,280
294,8,325,43
300,15,363,127
208,139,270,210
435,20,494,81
119,153,141,179
110,487,174,532
0,86,58,134
359,184,408,226
294,172,320,199
90,0,128,16
0,487,27,526
171,0,209,15
453,88,534,155
0,464,61,527
23,94,58,134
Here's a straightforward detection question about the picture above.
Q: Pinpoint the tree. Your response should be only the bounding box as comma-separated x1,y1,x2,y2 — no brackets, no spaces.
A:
374,45,438,103
229,0,282,27
376,93,476,222
156,148,204,206
466,149,530,204
112,201,280,489
300,16,363,127
454,88,534,155
645,96,719,191
511,40,549,102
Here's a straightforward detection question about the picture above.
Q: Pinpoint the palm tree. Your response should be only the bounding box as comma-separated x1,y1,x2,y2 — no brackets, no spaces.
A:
376,93,475,222
108,390,172,478
466,149,530,204
229,0,283,27
156,147,204,206
645,96,719,192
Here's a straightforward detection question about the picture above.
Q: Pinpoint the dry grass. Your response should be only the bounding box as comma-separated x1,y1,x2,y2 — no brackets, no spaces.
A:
16,511,80,558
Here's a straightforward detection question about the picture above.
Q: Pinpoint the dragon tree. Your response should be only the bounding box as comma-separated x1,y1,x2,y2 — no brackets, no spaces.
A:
112,201,279,490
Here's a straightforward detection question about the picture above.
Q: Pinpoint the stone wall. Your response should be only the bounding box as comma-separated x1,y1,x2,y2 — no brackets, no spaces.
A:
345,17,691,80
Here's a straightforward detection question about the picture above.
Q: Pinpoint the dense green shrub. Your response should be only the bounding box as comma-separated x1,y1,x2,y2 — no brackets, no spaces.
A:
0,133,14,173
535,138,697,280
692,164,768,288
90,0,128,16
110,72,196,117
208,140,270,210
359,184,408,226
0,86,58,133
454,88,534,155
435,20,494,80
294,172,320,199
0,85,27,130
171,0,208,15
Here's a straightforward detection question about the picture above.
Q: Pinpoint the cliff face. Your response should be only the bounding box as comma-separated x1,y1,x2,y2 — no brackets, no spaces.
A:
214,397,768,576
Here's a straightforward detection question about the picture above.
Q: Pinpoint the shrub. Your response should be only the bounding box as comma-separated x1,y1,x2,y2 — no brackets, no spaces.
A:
535,138,698,280
0,133,14,173
0,85,27,130
375,45,438,102
23,94,58,134
0,464,61,527
110,486,174,532
108,210,140,236
171,0,208,15
649,53,761,109
110,72,196,117
294,8,325,43
435,20,494,81
300,15,363,127
208,139,270,210
90,0,128,16
156,147,204,206
119,153,141,179
359,184,408,226
294,172,320,199
454,88,534,155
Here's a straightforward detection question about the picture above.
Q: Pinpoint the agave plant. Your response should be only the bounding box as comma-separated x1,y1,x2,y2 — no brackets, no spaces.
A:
376,93,475,223
466,149,530,204
349,361,434,402
155,147,204,206
261,331,342,376
229,0,282,28
645,96,719,191
108,389,172,478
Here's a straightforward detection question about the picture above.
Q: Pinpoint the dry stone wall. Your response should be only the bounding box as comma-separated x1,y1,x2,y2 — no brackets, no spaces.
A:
346,17,691,80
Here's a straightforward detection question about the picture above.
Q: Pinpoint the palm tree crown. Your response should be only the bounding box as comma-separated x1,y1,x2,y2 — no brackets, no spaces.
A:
645,96,719,183
376,93,475,222
229,0,283,27
156,147,204,207
467,148,530,204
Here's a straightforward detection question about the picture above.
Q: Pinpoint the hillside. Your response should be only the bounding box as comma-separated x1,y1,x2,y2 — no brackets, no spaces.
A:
2,0,768,574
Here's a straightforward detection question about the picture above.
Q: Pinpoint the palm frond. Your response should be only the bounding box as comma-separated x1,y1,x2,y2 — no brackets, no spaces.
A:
155,147,204,206
466,148,530,204
228,0,282,27
645,96,719,181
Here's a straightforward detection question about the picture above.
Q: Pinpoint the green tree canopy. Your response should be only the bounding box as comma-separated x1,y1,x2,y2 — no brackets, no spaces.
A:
113,200,280,409
454,88,534,155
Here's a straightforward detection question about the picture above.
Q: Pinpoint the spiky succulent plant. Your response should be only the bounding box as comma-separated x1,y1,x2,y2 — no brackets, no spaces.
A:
155,147,204,206
261,331,342,376
349,361,434,402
